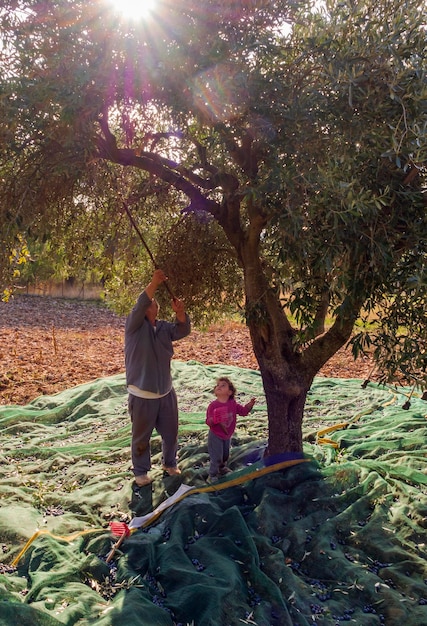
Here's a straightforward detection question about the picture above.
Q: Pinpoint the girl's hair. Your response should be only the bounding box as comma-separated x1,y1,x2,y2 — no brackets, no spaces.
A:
216,377,236,399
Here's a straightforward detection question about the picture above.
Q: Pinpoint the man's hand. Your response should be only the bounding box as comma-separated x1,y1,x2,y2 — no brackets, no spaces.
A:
172,297,186,322
145,269,167,299
152,269,167,288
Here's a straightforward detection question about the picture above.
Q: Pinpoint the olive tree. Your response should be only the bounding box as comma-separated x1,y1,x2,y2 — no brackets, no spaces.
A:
1,0,426,454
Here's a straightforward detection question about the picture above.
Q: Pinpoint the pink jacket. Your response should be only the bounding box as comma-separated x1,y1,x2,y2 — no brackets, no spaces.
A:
206,398,253,440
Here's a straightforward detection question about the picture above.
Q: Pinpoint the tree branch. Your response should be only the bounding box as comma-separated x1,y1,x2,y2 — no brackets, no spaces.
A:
225,131,259,179
299,288,331,342
96,136,221,216
302,295,363,378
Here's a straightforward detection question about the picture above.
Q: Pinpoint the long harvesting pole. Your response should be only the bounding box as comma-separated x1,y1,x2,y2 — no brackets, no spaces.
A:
123,202,175,299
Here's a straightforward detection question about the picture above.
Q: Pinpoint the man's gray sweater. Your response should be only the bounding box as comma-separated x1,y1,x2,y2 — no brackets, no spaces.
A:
125,291,191,395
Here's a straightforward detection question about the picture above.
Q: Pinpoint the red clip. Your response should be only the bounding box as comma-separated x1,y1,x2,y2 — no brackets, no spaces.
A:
109,521,130,537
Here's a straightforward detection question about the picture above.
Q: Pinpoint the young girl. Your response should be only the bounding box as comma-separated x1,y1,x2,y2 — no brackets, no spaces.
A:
205,377,256,483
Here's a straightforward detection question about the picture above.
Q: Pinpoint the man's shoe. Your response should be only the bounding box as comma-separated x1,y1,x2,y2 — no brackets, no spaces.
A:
134,474,153,487
162,466,181,476
207,475,218,484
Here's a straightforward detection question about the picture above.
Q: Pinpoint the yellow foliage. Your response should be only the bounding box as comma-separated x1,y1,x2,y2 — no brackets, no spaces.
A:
2,288,12,302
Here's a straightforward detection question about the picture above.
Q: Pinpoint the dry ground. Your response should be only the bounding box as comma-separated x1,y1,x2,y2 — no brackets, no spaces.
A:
0,295,376,405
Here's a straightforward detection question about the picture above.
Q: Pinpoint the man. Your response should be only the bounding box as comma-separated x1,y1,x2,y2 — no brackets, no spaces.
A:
125,269,191,487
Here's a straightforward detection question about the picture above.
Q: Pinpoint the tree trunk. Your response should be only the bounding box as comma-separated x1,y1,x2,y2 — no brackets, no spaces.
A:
249,323,311,455
230,214,359,456
262,372,308,455
240,240,314,455
241,254,358,455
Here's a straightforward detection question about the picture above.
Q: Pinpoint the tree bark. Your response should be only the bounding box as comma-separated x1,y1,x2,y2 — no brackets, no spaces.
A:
240,241,309,453
254,340,309,455
241,237,361,454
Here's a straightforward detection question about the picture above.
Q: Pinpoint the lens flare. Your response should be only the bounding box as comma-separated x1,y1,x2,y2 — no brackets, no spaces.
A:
108,0,157,20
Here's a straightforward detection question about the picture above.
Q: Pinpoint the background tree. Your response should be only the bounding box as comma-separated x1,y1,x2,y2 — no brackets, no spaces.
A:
0,0,426,454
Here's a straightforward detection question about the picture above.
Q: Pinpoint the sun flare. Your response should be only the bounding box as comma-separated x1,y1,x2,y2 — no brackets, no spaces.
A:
108,0,158,20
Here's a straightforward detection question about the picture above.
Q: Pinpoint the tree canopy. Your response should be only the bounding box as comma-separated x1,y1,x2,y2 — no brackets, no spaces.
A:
1,0,426,452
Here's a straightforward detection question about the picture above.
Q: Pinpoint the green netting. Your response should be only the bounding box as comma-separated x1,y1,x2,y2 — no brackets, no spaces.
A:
0,361,426,625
